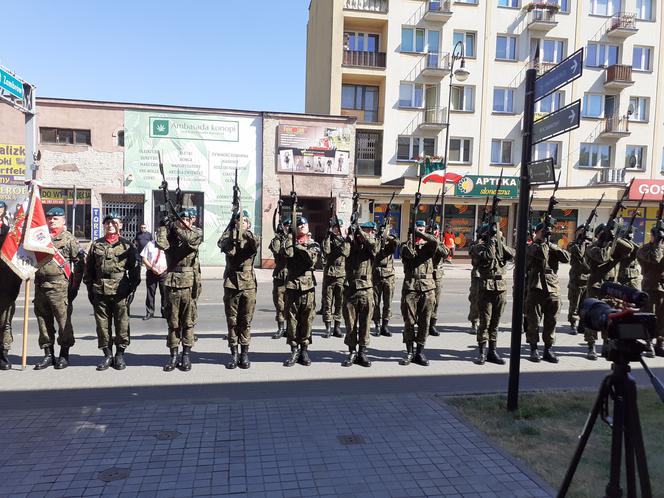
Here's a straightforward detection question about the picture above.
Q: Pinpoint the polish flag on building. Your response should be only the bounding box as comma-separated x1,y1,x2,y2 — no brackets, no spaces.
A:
1,183,55,280
422,171,464,185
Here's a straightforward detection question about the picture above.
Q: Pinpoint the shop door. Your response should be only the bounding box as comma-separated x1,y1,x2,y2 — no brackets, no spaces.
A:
102,195,144,241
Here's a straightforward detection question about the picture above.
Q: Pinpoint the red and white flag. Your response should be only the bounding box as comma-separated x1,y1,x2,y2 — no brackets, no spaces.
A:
1,183,55,280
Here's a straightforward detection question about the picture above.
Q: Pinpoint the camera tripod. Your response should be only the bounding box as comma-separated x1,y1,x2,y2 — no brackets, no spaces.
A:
558,349,652,498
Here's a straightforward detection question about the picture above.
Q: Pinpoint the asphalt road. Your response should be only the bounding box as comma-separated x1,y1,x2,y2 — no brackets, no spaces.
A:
3,264,663,410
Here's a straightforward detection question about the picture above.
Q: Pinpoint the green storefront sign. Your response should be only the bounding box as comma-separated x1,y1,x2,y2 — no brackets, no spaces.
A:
454,175,520,199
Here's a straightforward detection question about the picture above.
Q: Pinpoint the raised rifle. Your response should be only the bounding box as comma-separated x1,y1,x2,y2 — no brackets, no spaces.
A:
439,185,448,242
329,190,342,234
606,178,635,249
378,191,396,239
157,151,190,229
578,193,605,242
655,190,664,231
428,188,441,234
487,168,504,237
272,188,283,234
349,177,360,237
542,171,561,241
480,196,490,225
621,192,645,238
290,169,298,242
411,166,423,244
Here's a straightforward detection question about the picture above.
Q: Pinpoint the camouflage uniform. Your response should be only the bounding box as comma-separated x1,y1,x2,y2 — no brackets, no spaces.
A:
269,232,288,338
218,227,260,369
525,238,570,362
429,235,450,336
342,225,377,366
466,238,480,332
637,238,664,356
470,234,515,364
372,234,398,336
618,239,640,288
33,228,83,369
567,238,590,329
282,231,320,366
321,230,348,337
0,258,21,370
399,230,438,366
85,234,140,369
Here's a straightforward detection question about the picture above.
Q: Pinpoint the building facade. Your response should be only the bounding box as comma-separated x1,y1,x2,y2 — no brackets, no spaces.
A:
306,0,664,249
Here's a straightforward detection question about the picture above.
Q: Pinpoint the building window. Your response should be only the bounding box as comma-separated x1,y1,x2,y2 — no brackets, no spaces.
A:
536,91,564,114
344,32,379,52
589,0,621,16
491,140,513,165
40,127,91,145
398,83,424,108
534,142,561,167
455,0,478,3
625,145,646,170
450,86,474,112
555,0,570,13
397,136,435,161
342,84,380,122
579,143,610,168
449,138,472,164
498,0,519,8
636,0,653,20
629,96,649,122
582,94,605,118
542,39,565,63
496,35,517,61
633,46,652,71
356,131,382,176
493,87,514,113
117,130,125,147
453,31,476,58
586,43,619,67
401,27,425,53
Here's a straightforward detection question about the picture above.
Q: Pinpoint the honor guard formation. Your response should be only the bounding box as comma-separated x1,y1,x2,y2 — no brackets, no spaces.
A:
1,173,664,373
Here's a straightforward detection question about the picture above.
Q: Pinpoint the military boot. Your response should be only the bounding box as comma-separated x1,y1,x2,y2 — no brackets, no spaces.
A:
655,339,664,358
474,342,487,365
179,346,192,371
342,348,357,367
323,322,332,339
333,321,343,338
529,345,541,363
355,346,371,367
428,319,440,337
164,347,179,372
283,346,299,367
113,347,127,370
487,341,505,365
543,346,559,364
97,347,113,371
271,321,285,340
586,342,597,361
380,319,392,337
298,345,312,366
400,343,414,366
54,347,70,370
372,321,380,337
34,346,55,370
0,350,11,371
413,343,429,366
643,340,656,358
227,346,239,369
239,345,250,369
569,320,578,335
469,321,477,335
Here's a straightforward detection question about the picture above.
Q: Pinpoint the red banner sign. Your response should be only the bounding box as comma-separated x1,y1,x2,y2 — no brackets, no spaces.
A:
628,180,664,201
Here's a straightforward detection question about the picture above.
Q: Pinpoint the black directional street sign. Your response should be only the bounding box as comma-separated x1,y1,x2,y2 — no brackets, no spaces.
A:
528,158,555,185
532,99,580,145
534,48,583,102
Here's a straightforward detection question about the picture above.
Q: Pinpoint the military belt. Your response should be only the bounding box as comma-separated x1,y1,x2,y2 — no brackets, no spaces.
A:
102,272,124,278
35,274,66,283
171,268,194,273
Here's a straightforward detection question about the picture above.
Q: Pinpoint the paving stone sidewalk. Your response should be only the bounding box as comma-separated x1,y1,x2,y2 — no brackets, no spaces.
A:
0,393,554,498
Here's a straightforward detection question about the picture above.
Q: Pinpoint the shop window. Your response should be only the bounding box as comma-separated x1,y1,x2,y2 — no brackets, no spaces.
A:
533,209,578,249
41,188,92,239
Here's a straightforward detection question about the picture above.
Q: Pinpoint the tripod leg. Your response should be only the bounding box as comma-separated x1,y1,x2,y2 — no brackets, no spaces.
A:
557,376,612,498
606,376,626,498
624,375,652,498
623,421,637,498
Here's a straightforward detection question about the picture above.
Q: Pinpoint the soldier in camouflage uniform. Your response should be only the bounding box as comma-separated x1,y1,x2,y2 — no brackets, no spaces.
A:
428,223,450,337
525,223,570,363
470,224,515,365
372,228,398,337
269,218,290,339
617,230,640,289
218,210,260,369
466,229,481,335
282,217,320,367
399,220,438,366
567,225,591,334
85,213,140,370
637,224,664,357
342,221,377,367
159,210,203,372
321,219,348,338
188,208,203,337
33,207,84,370
0,209,22,371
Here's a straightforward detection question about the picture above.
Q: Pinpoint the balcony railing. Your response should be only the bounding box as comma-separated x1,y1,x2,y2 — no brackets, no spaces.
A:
536,61,557,76
425,52,451,72
422,107,448,126
606,13,637,37
427,0,452,13
343,50,387,69
527,8,557,26
340,106,384,124
605,64,633,85
601,115,631,136
596,168,626,185
344,0,388,13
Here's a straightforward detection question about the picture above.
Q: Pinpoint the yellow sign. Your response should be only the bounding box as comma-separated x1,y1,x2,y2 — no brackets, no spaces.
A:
0,143,26,184
41,188,91,205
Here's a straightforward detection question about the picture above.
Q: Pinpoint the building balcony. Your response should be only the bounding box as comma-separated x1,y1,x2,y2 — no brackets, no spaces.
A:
343,50,386,69
418,107,448,131
343,0,388,14
536,61,557,76
599,115,631,139
340,106,383,125
527,8,558,32
604,64,634,90
422,0,452,23
594,168,627,185
605,13,638,39
420,52,451,78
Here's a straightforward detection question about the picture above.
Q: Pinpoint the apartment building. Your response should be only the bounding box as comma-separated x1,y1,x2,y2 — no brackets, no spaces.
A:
306,0,664,249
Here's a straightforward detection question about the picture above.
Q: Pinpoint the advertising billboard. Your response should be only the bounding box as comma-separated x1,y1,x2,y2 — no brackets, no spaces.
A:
277,124,352,175
0,143,28,225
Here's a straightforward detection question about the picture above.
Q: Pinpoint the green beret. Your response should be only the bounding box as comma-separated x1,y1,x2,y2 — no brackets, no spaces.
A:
46,207,65,217
360,221,376,229
297,216,308,226
415,220,426,227
103,212,121,224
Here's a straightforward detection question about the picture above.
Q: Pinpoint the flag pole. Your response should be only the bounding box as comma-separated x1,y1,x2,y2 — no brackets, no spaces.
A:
21,278,30,370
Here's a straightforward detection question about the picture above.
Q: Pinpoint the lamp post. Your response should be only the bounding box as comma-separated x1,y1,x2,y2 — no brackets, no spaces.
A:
440,40,470,227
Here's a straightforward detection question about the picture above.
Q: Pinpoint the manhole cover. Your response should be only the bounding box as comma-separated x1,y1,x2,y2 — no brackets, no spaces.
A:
97,467,130,482
155,430,182,441
337,435,365,445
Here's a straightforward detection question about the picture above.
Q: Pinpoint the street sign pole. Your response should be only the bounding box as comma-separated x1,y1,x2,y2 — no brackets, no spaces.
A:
508,68,536,412
24,86,37,181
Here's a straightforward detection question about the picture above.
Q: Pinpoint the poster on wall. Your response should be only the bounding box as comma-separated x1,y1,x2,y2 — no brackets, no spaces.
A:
277,125,352,175
0,144,29,225
124,111,262,265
